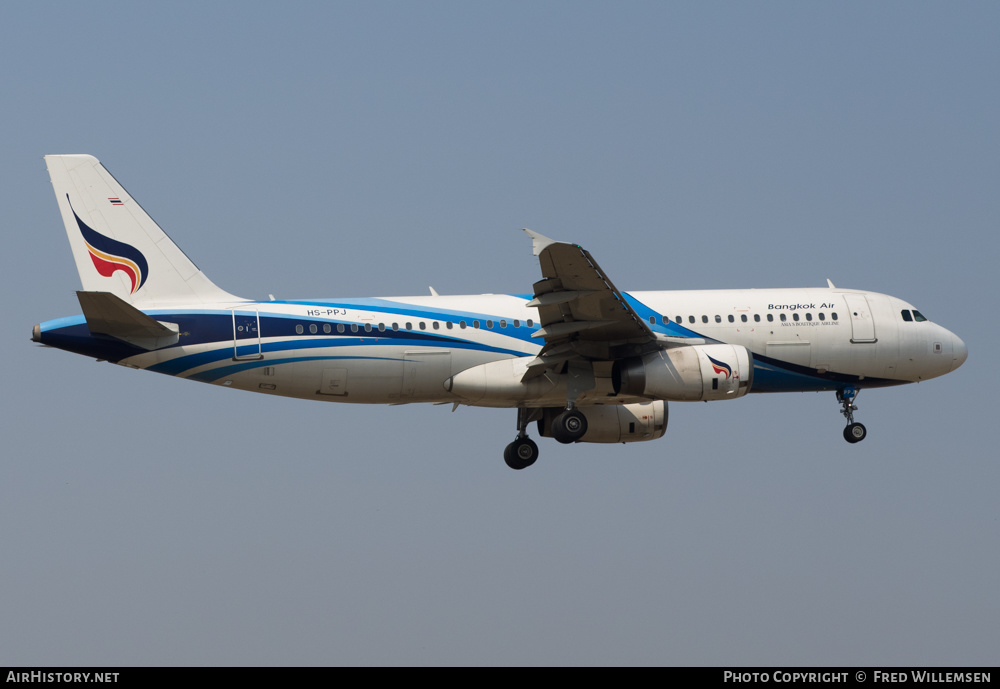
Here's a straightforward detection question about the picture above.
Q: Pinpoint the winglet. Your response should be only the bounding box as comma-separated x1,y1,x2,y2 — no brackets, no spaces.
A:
523,228,558,257
827,279,836,289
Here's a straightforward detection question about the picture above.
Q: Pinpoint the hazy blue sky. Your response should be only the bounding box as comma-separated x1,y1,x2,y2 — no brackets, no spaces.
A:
2,2,996,666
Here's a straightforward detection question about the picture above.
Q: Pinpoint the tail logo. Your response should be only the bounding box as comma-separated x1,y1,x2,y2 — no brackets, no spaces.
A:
707,355,732,379
68,195,148,294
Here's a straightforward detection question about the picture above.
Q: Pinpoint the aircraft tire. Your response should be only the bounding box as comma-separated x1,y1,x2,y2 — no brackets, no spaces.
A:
504,438,539,470
843,423,867,444
552,409,588,444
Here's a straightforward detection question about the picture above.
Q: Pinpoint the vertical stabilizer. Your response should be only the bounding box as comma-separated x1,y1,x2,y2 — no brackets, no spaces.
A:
45,154,243,306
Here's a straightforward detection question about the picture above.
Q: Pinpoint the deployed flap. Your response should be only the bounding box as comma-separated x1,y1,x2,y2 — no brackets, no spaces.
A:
521,229,656,380
76,291,180,350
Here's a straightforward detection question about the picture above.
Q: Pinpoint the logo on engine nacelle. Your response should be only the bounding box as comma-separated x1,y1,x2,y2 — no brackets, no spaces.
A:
707,355,733,379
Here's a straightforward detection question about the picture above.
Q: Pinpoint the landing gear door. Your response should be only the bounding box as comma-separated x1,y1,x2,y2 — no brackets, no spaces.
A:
232,307,264,360
842,293,876,343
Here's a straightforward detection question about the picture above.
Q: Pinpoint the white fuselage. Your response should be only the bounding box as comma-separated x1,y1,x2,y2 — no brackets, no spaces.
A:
38,287,964,408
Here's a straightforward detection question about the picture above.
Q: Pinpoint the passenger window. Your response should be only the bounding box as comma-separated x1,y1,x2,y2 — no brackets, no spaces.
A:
741,315,747,323
831,312,838,321
433,322,440,330
649,316,655,325
337,324,345,333
295,324,304,334
419,322,426,330
473,320,480,329
405,322,412,330
446,322,453,329
767,314,774,322
702,315,708,323
715,315,722,323
792,313,799,322
513,320,520,328
661,316,668,325
459,321,467,329
378,323,385,332
688,316,695,324
500,320,506,328
806,313,812,321
486,320,493,329
351,324,358,333
754,314,760,322
309,324,318,334
780,314,787,322
819,313,825,321
729,315,735,323
527,319,534,327
392,323,399,331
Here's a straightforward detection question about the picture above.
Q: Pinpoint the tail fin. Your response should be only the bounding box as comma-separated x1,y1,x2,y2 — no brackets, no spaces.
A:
45,154,242,306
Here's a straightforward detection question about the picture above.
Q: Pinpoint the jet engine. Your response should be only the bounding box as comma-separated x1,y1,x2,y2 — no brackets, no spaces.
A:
613,344,753,401
537,401,667,444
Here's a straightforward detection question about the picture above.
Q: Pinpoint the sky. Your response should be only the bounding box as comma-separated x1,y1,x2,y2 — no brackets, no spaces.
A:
2,1,997,666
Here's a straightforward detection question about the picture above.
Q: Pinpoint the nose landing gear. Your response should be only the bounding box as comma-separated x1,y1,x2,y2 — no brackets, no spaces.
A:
837,386,867,443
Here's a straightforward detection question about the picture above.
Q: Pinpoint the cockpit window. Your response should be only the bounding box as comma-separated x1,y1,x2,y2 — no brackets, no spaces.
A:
912,310,927,322
901,310,913,322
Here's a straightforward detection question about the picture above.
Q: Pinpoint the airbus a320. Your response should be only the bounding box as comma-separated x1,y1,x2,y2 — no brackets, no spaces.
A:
33,155,967,469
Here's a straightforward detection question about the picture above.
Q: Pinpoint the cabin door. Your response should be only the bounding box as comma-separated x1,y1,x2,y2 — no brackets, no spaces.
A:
842,294,877,343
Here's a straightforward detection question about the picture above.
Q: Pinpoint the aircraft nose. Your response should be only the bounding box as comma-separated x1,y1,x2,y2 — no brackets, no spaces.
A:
951,333,968,371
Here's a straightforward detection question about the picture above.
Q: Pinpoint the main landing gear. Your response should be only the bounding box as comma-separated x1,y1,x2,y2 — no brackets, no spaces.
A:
504,407,540,470
837,386,867,444
549,407,588,445
503,406,590,469
504,436,539,471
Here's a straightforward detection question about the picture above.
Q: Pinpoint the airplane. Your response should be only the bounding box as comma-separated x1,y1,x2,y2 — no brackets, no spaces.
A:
32,154,968,469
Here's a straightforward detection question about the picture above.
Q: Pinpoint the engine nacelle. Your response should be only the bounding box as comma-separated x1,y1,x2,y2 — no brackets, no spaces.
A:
537,401,668,444
613,344,753,401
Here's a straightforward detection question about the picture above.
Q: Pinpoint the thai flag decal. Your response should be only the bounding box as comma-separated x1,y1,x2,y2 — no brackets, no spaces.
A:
707,354,732,379
68,195,148,294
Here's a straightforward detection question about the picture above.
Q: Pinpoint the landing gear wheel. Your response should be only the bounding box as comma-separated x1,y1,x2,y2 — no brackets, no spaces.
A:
837,387,866,444
504,437,539,470
551,409,588,444
844,423,867,444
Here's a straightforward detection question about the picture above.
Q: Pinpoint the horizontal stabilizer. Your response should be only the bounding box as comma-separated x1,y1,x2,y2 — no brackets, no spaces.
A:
76,291,179,350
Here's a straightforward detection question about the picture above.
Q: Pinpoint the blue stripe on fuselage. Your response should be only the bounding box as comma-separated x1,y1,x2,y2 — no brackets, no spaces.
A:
622,293,707,339
145,332,527,377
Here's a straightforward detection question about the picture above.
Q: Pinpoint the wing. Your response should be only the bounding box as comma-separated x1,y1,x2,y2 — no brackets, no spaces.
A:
522,229,698,382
